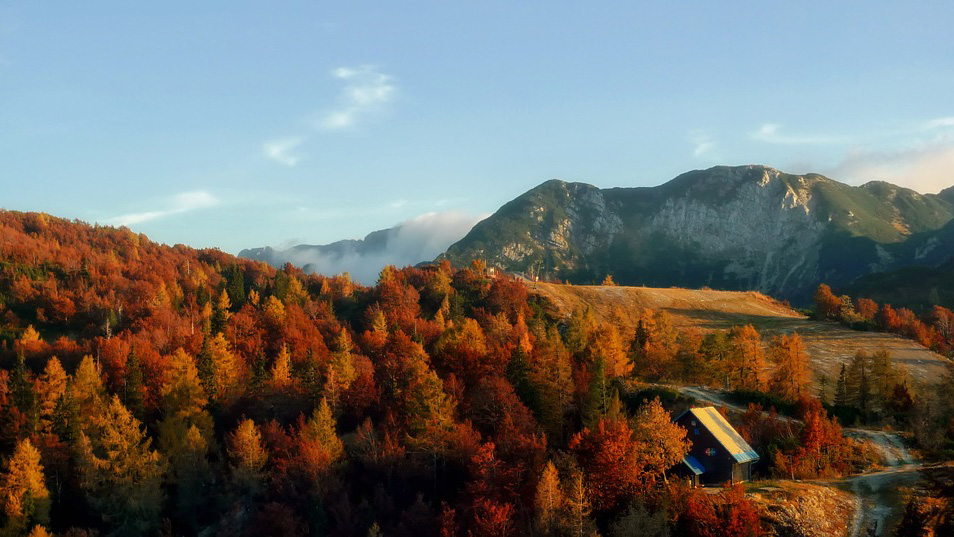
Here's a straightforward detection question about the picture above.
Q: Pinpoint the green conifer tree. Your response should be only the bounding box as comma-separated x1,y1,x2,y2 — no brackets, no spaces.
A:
123,346,145,421
584,356,609,427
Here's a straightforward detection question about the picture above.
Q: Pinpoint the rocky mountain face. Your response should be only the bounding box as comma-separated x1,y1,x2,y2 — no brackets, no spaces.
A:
441,165,954,303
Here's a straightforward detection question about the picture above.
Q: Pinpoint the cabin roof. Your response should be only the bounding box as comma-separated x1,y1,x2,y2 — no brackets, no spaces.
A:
682,455,705,475
677,406,760,464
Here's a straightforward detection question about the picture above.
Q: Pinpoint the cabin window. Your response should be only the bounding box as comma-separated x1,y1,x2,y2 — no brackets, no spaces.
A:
694,428,699,436
691,420,697,426
705,448,717,456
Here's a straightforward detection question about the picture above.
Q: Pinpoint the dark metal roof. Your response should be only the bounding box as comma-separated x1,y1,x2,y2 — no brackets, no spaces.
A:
682,454,705,475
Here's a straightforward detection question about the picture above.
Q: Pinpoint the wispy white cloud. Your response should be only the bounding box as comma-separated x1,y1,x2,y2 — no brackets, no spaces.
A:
258,66,397,160
751,123,846,145
107,191,219,226
923,117,954,130
263,137,303,167
319,65,396,130
796,115,954,192
689,130,717,159
827,140,954,194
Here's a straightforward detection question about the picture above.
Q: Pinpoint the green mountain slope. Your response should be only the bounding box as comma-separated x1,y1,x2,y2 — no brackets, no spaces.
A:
939,185,954,204
441,165,954,304
846,257,954,310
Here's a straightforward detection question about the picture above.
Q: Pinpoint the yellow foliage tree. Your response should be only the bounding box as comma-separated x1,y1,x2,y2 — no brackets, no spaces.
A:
284,276,308,305
591,324,632,378
768,333,811,401
27,525,52,537
298,398,345,480
1,439,50,532
535,461,563,535
227,418,267,498
563,469,594,537
728,325,767,391
208,333,243,401
72,355,106,430
263,295,286,326
36,357,67,432
158,349,213,458
269,343,293,389
20,326,41,344
631,397,690,486
530,326,574,441
76,396,165,536
324,330,357,412
160,349,208,423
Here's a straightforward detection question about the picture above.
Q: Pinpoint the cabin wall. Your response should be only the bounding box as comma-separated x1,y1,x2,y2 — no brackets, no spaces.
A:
732,463,743,483
678,414,729,482
740,462,752,482
701,454,736,484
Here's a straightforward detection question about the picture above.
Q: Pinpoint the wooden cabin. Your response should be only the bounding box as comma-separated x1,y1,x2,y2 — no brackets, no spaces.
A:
671,406,759,485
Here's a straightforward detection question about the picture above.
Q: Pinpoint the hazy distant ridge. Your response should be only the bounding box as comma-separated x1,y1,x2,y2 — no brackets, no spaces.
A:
239,212,482,284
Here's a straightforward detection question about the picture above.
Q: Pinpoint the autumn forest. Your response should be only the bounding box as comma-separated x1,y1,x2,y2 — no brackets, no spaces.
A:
0,211,952,537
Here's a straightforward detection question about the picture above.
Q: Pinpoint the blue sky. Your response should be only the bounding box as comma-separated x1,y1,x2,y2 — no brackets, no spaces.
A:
2,1,954,254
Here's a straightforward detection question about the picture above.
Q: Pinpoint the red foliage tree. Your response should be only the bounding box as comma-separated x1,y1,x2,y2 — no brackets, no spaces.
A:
569,418,643,510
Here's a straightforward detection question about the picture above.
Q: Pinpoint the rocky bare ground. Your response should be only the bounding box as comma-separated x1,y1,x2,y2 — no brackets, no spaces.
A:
750,482,856,537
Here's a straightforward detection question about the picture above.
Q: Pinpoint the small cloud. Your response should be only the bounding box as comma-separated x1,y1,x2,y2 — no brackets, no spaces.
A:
174,191,217,209
757,123,779,137
333,67,360,79
112,211,166,226
389,199,407,209
689,131,717,159
693,140,715,157
751,123,845,145
107,190,219,226
323,111,354,130
319,65,396,130
924,117,954,130
263,137,303,167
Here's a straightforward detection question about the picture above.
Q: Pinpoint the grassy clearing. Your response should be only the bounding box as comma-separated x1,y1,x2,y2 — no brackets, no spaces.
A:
531,282,951,387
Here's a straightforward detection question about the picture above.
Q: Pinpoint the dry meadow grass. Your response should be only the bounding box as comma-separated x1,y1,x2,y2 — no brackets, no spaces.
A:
530,282,951,386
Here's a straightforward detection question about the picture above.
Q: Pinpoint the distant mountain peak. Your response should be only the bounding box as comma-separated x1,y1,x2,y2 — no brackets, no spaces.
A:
441,166,954,304
940,185,954,203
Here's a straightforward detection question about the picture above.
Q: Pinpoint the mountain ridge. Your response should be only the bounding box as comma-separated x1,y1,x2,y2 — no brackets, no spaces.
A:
441,165,954,304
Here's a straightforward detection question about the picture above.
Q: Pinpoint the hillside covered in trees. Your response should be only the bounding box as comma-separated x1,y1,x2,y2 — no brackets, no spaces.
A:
0,210,952,537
